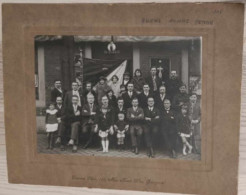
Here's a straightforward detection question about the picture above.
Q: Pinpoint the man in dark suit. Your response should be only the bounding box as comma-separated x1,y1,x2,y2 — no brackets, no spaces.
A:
82,93,99,149
114,97,127,117
165,70,183,101
82,81,97,105
138,83,153,109
188,93,201,154
63,82,82,109
50,80,64,102
143,97,160,158
160,99,178,158
172,84,189,112
126,98,144,154
154,85,170,109
61,95,81,152
54,96,66,150
145,66,162,94
122,82,137,109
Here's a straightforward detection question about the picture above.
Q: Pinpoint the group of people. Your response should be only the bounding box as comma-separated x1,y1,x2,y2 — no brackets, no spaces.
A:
45,66,201,158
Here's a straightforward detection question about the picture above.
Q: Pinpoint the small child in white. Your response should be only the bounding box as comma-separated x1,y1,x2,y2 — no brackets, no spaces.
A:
114,112,129,151
45,102,58,149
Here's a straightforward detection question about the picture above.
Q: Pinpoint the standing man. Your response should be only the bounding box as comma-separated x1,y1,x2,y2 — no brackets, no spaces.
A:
122,82,137,109
81,93,98,149
143,97,160,158
64,82,82,109
54,96,66,150
165,71,183,101
122,72,131,88
127,98,144,155
138,83,153,109
51,80,64,102
172,84,189,112
160,99,178,158
154,85,170,109
146,66,162,94
188,93,201,154
82,81,97,105
114,97,126,117
63,95,81,153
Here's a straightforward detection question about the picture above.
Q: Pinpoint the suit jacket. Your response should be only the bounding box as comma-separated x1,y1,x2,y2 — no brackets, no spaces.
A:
64,90,82,109
56,104,64,119
138,92,153,109
81,103,99,125
51,87,64,102
145,75,162,92
154,93,171,109
122,91,138,109
165,78,183,99
144,107,160,126
126,107,144,125
160,108,177,134
108,95,117,108
63,104,82,124
172,92,189,111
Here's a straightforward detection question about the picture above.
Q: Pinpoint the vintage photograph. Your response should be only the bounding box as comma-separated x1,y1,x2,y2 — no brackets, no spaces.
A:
35,35,202,160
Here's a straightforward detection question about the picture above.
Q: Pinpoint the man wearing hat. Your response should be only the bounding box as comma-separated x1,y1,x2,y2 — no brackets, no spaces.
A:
94,76,111,106
165,70,183,101
172,84,189,112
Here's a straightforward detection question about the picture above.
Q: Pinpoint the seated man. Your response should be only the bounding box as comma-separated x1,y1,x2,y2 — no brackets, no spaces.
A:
143,97,160,158
160,99,178,158
127,98,144,155
60,95,81,152
82,93,98,149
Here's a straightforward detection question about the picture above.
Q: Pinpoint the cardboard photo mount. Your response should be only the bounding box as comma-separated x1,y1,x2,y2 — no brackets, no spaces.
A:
2,3,244,195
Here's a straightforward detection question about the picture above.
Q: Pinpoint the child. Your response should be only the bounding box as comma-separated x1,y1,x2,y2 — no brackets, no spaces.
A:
114,112,129,151
176,105,192,155
95,105,113,153
45,102,58,149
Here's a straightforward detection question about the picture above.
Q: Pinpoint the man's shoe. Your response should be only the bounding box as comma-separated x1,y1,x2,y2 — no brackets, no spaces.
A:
72,145,78,153
55,137,61,144
68,139,74,146
60,145,65,151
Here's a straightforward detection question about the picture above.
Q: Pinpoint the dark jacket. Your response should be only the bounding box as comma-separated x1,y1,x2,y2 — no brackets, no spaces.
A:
172,92,189,111
132,76,145,93
108,95,117,108
138,92,153,109
122,91,138,109
95,110,114,131
81,103,99,125
145,75,162,93
51,88,64,102
126,107,144,125
165,78,183,99
176,113,191,135
63,104,82,124
56,104,64,119
154,93,171,109
160,108,177,134
144,107,160,126
63,90,82,109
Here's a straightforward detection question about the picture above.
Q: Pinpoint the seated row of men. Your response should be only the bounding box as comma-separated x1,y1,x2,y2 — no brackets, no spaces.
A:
45,82,201,158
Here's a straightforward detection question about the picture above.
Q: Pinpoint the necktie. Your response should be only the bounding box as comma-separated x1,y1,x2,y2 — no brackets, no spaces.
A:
152,76,157,91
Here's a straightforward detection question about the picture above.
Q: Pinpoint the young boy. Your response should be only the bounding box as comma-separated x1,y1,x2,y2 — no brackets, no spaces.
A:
114,112,129,151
